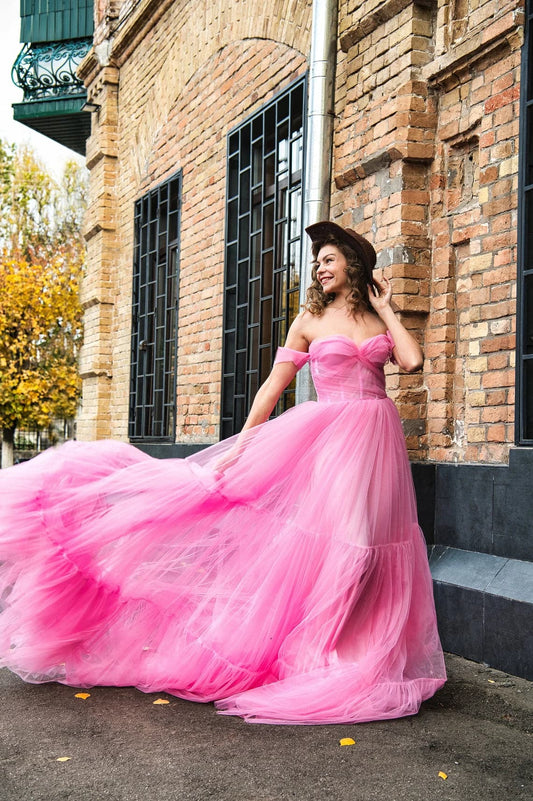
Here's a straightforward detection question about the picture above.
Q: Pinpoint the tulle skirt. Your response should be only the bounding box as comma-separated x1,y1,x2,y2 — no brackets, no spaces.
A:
0,397,446,724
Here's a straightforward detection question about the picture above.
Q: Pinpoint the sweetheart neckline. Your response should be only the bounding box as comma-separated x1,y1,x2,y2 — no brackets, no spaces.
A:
308,333,390,351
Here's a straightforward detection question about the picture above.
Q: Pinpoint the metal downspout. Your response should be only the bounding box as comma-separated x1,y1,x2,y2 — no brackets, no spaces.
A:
296,0,338,404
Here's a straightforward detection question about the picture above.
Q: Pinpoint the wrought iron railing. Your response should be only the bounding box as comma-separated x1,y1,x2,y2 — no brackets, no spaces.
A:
12,39,92,102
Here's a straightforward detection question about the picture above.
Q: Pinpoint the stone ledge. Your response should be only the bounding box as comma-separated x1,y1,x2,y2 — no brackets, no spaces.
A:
335,143,433,189
340,0,434,53
424,9,523,89
429,546,533,681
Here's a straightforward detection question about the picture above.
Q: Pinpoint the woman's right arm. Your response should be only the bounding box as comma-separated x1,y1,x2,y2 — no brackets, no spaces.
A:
215,317,309,473
240,315,309,433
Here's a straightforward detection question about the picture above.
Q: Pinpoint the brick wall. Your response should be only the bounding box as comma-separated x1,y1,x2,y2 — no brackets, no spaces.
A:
80,0,523,465
79,0,311,443
333,0,522,463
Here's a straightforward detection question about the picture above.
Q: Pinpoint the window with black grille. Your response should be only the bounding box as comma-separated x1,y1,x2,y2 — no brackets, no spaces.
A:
518,1,533,444
129,172,181,441
221,77,306,438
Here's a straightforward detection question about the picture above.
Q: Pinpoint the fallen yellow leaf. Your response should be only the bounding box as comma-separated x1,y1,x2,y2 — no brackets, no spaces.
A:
438,771,448,780
153,698,170,705
74,692,91,700
339,737,356,746
56,757,72,762
488,679,496,684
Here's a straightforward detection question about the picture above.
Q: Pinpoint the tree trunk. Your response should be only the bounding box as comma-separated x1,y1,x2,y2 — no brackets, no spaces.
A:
1,428,15,468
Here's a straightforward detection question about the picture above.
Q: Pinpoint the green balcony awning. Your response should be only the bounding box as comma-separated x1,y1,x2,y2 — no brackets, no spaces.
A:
13,96,91,156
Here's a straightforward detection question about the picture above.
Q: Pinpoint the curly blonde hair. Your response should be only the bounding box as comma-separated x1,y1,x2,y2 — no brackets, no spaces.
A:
305,235,377,316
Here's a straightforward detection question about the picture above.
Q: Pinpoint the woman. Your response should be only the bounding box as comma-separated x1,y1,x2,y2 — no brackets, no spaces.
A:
0,221,446,725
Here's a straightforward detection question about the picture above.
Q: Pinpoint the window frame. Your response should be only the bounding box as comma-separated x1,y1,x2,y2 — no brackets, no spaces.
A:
129,170,182,443
517,0,533,445
220,76,307,439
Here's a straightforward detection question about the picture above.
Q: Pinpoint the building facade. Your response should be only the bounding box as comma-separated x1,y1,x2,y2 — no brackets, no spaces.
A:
13,0,532,679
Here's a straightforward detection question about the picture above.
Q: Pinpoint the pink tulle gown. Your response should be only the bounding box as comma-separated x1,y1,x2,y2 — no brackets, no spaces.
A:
0,333,446,724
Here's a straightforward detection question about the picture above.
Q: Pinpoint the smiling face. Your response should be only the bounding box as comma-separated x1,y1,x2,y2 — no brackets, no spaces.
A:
315,245,349,296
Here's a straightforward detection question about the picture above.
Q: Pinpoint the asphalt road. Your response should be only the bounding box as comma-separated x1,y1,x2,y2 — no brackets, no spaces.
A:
0,654,531,801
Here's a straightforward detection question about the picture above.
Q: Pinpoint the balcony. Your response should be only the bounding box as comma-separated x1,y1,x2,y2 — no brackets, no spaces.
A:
12,1,94,156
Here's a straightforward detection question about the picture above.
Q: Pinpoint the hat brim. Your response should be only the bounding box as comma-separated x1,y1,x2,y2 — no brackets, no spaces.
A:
305,221,377,272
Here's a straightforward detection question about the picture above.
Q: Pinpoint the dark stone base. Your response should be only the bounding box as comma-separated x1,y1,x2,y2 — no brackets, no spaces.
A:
133,442,208,459
413,447,533,682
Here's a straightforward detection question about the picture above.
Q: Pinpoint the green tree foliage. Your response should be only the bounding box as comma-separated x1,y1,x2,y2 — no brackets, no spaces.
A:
0,141,87,467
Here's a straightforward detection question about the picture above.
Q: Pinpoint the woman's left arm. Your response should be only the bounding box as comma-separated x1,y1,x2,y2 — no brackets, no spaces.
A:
368,276,423,373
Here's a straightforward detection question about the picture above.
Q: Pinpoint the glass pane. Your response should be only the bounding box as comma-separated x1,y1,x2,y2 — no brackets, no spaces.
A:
252,115,263,140
261,297,273,344
248,326,259,370
290,136,303,184
229,132,239,155
224,330,235,362
525,274,533,355
276,222,287,271
158,201,168,233
251,234,261,277
227,199,238,242
169,178,180,209
168,210,179,242
290,83,303,133
277,94,289,122
264,154,275,199
225,286,236,328
249,278,260,324
240,126,251,168
228,154,239,197
525,360,533,440
265,107,276,153
223,377,235,416
239,168,250,214
263,203,274,248
262,251,273,297
238,215,250,259
274,270,287,318
277,184,287,219
277,134,289,175
290,188,301,240
235,351,246,393
288,288,300,320
252,141,262,185
252,187,262,231
238,260,248,305
226,243,237,286
237,306,247,348
289,239,300,289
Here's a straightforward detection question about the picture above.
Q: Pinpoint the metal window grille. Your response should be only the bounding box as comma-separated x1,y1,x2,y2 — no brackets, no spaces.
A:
517,0,533,444
129,172,182,441
221,77,306,438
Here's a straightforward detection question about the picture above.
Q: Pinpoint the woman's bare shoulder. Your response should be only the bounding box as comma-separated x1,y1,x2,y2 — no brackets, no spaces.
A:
284,311,315,350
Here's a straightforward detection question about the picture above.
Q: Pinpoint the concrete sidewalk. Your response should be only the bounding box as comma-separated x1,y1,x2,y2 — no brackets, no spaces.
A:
0,654,531,801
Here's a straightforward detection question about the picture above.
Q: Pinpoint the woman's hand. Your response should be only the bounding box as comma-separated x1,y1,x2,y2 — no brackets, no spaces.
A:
368,275,393,316
214,442,244,475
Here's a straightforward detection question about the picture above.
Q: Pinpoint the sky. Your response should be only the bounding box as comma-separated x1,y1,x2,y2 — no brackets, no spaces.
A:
0,4,85,178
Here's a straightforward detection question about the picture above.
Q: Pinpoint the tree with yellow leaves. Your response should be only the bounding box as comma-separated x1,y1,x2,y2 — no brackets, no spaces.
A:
0,141,86,467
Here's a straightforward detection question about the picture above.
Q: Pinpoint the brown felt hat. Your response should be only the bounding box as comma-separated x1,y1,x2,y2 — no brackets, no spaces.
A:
305,221,377,274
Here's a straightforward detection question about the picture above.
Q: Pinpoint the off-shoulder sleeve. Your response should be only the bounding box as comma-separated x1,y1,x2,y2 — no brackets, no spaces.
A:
274,346,310,370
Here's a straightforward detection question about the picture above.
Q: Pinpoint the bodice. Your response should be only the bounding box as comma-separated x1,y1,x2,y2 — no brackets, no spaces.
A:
274,333,395,402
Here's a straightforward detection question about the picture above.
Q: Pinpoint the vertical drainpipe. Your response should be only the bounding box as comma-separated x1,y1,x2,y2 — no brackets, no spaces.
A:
296,0,338,404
